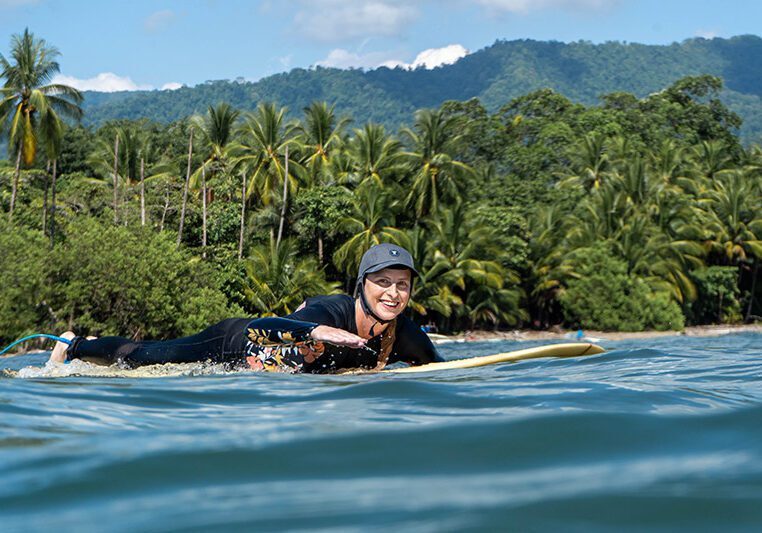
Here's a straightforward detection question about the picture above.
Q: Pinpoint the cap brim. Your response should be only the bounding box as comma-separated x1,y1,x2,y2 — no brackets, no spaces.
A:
364,261,419,277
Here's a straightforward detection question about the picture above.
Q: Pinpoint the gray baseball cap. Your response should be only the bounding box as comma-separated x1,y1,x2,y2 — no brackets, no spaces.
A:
357,243,418,279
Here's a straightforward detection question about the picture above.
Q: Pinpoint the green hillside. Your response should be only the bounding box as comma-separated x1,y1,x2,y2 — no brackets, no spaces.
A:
81,36,762,143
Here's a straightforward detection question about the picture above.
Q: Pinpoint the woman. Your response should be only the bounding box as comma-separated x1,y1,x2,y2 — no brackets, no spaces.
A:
49,244,442,373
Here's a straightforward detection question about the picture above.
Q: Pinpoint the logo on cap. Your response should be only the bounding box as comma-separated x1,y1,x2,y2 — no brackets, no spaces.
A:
390,249,400,256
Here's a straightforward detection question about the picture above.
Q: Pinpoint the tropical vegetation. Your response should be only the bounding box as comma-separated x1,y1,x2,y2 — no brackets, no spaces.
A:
1,29,761,346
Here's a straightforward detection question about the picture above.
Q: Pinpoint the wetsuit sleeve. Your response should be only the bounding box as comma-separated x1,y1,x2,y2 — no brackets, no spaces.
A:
245,317,320,346
245,297,351,372
390,317,444,365
245,294,350,347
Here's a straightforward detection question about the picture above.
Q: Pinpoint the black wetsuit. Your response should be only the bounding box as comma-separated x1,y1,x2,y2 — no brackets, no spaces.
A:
67,294,442,373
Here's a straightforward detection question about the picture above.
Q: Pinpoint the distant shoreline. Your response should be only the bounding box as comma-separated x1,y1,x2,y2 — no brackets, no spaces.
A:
429,324,762,344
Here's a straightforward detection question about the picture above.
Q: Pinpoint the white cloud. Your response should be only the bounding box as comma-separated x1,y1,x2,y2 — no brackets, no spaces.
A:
53,73,183,92
474,0,618,14
380,44,470,70
144,9,176,32
317,44,469,71
315,48,395,69
409,44,469,69
52,72,152,92
294,0,417,42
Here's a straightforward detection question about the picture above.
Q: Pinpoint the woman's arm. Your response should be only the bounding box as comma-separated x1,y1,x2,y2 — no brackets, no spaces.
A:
245,318,366,349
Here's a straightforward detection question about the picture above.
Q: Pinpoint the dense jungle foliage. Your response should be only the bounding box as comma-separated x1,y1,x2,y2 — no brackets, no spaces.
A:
1,30,761,345
80,36,762,144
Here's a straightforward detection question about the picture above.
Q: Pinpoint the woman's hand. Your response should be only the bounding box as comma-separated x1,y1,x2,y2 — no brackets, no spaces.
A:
310,325,367,348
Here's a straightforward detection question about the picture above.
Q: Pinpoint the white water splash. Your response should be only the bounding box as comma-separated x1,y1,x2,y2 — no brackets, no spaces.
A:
13,359,242,379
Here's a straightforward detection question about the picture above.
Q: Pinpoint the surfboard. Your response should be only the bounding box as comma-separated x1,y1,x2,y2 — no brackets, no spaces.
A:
383,342,605,373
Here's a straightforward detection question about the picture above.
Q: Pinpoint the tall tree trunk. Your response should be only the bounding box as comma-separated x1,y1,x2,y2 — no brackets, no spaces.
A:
160,182,170,232
318,233,324,264
276,145,289,249
122,178,129,227
8,147,22,221
238,170,246,260
201,163,207,258
112,133,120,224
42,160,50,234
50,159,58,248
140,156,146,227
177,129,194,247
746,259,759,322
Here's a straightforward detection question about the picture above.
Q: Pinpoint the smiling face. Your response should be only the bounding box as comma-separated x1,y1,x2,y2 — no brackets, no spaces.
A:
363,267,412,322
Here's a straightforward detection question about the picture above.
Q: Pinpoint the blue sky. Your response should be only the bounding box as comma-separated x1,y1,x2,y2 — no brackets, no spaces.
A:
1,0,760,92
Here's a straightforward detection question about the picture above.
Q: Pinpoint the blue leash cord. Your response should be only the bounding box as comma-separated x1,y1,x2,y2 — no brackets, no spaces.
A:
0,334,73,357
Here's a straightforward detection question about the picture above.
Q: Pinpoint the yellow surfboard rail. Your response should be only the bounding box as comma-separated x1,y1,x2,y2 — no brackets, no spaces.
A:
383,342,605,374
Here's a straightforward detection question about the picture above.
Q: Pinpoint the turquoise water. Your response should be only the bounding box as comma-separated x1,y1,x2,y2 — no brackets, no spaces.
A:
1,334,761,532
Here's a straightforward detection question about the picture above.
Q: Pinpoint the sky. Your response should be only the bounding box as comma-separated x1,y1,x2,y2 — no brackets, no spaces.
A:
1,0,761,92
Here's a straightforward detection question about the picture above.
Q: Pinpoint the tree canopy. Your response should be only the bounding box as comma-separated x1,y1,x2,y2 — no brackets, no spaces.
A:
2,30,761,345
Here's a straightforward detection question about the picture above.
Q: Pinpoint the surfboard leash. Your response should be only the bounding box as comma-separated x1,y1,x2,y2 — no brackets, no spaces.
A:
0,334,73,357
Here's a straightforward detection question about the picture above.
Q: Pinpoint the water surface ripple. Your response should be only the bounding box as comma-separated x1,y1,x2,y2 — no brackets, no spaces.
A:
1,334,761,531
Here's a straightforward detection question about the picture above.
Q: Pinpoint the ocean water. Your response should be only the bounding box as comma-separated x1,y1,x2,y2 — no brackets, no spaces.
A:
1,333,761,532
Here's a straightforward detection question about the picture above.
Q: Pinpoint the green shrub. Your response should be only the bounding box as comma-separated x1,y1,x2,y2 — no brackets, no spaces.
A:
177,286,243,336
0,222,50,344
688,266,742,324
48,217,241,339
560,245,685,331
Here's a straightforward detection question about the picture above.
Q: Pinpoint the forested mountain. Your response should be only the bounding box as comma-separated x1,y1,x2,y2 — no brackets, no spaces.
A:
81,36,762,143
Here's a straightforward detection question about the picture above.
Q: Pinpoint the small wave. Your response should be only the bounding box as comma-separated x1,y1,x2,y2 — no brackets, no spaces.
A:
14,359,239,379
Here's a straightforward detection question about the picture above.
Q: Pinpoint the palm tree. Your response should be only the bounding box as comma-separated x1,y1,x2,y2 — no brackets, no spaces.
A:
609,134,635,162
243,237,340,316
190,103,240,193
528,204,579,327
435,203,523,327
234,103,302,205
613,211,703,304
691,139,736,181
563,152,705,306
333,181,397,277
650,139,687,185
612,156,657,208
88,123,157,225
699,167,762,318
293,102,350,263
701,170,762,265
559,132,610,190
189,103,241,253
0,28,82,220
401,108,473,219
298,101,348,185
566,184,627,246
232,103,304,243
136,132,174,228
345,123,403,188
